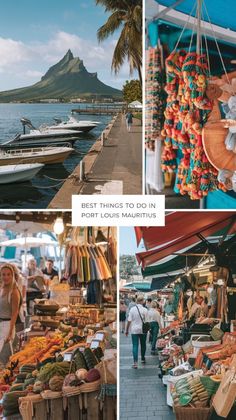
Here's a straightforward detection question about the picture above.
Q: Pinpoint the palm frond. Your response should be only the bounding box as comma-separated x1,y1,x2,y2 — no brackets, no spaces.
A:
111,27,128,73
95,0,127,12
95,0,143,83
97,11,124,42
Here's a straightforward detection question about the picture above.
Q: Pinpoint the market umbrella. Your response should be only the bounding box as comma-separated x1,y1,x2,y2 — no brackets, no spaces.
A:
0,237,58,270
0,221,51,235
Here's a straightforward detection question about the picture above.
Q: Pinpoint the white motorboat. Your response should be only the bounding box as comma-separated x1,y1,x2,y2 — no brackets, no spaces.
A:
0,146,74,166
49,116,100,133
1,118,80,148
0,163,44,184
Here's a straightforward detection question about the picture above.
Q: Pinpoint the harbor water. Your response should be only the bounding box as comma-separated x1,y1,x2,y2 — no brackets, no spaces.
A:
0,103,112,208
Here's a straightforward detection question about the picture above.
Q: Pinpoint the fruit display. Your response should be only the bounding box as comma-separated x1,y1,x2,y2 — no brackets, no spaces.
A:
49,375,65,391
37,362,75,383
171,375,218,408
9,334,63,365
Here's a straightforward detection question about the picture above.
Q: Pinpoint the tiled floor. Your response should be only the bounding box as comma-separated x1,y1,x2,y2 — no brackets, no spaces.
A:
120,332,175,420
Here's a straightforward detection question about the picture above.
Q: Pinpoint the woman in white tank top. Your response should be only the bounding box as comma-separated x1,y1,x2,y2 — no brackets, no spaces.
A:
0,264,21,354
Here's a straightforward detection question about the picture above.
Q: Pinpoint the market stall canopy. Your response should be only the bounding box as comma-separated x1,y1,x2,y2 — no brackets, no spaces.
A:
136,212,236,268
141,233,236,277
128,100,143,109
0,221,50,235
155,1,236,32
124,282,151,291
135,212,236,249
141,241,209,277
0,236,58,248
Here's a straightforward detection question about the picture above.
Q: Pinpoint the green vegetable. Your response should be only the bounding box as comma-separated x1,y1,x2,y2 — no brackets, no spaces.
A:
73,350,87,370
93,347,104,361
2,390,28,415
83,348,98,370
38,362,75,383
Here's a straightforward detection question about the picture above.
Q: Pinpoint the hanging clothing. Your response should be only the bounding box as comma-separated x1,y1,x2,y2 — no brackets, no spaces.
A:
64,243,113,286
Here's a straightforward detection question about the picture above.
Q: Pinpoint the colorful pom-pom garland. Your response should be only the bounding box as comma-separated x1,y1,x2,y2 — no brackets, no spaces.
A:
161,49,224,200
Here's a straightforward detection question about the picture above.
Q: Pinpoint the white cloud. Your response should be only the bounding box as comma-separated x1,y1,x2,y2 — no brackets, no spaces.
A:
25,70,44,78
0,31,132,90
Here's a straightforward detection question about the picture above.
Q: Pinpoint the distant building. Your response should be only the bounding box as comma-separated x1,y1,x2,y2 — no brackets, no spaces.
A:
39,99,60,103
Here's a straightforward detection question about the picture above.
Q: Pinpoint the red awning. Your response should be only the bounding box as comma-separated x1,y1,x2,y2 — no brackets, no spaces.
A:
137,212,236,250
134,227,143,246
136,214,236,268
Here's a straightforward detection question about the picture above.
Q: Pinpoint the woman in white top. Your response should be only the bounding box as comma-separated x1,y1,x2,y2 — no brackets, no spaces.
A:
126,294,148,369
0,264,21,356
148,301,162,354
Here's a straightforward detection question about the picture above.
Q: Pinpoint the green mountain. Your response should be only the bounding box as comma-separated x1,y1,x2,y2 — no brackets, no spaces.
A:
0,50,122,102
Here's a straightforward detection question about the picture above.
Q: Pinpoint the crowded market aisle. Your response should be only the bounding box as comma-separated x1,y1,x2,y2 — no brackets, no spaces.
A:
120,332,175,420
0,212,117,420
120,214,236,420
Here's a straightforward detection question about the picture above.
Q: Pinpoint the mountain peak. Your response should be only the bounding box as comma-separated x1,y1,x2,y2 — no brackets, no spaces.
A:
0,50,122,101
65,49,74,61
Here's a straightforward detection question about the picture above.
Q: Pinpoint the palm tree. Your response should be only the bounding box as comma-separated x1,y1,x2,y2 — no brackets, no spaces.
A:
96,0,142,84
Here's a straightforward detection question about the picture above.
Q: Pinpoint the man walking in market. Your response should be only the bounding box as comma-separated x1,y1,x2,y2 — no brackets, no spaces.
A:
125,294,148,369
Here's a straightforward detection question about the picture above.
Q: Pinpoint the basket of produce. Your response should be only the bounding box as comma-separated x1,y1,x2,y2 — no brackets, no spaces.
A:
174,404,213,420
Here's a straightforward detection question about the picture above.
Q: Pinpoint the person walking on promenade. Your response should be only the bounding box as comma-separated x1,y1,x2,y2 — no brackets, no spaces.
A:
125,111,133,132
120,299,127,333
148,301,162,355
125,294,148,369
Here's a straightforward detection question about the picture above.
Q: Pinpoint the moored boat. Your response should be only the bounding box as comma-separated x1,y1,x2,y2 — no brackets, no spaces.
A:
0,146,74,166
0,163,44,184
49,116,100,133
1,118,81,148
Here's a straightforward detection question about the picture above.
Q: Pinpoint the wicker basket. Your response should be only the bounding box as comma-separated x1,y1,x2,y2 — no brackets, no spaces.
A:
62,379,101,397
41,390,63,400
174,404,213,420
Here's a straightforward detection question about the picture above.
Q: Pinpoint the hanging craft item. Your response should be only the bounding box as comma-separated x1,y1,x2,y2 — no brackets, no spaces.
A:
202,121,236,172
145,46,166,151
161,50,187,173
160,42,228,198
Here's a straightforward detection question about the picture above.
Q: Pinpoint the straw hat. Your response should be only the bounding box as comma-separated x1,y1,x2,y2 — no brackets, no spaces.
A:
202,120,236,171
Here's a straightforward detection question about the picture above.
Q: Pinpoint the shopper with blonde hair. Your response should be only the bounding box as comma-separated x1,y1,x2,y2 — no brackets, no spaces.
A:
0,264,21,355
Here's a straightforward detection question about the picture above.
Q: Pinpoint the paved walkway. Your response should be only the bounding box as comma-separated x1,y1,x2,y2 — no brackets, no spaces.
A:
120,332,175,420
80,115,142,195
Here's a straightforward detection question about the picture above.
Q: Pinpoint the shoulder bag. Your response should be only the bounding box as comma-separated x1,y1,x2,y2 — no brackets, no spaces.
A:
136,305,150,334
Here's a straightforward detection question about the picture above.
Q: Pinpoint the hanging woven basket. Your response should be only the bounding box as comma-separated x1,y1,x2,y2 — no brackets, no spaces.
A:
202,120,236,171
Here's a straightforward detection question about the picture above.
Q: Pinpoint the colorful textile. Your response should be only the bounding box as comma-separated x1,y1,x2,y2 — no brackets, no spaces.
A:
161,50,223,200
145,46,166,150
64,244,112,286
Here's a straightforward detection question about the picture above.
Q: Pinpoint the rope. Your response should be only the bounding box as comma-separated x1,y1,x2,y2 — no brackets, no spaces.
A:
188,3,198,53
43,175,68,182
173,0,197,51
202,21,211,76
33,180,65,189
202,0,231,86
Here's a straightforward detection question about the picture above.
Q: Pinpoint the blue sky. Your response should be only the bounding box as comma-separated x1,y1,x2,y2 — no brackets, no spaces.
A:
119,227,145,256
0,0,131,90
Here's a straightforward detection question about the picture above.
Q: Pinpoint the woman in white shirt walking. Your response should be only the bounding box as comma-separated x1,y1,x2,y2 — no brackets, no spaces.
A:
125,295,148,369
148,301,162,354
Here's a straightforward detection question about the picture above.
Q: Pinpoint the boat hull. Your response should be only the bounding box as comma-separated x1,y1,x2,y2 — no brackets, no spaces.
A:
51,125,96,133
0,164,44,184
0,148,73,165
1,137,78,149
